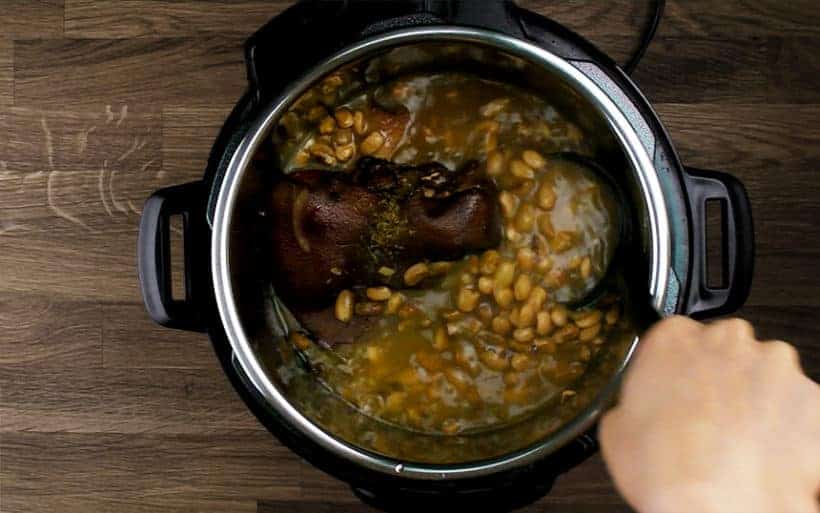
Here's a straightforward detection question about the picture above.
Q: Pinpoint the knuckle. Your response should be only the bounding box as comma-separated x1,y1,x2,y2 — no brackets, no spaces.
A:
647,315,700,341
762,340,800,366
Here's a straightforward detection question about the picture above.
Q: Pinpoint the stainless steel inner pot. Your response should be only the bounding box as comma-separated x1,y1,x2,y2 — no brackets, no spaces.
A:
210,27,671,479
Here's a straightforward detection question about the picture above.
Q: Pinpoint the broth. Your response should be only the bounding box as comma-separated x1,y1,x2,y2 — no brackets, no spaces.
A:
269,72,627,437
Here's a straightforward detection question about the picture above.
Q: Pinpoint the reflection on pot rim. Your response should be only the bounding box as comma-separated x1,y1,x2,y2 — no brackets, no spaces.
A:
211,26,671,479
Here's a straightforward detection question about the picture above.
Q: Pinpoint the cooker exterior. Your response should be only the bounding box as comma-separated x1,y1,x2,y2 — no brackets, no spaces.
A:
137,1,754,510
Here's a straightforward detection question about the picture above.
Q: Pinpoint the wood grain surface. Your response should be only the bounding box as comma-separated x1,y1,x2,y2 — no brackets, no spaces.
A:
1,1,819,512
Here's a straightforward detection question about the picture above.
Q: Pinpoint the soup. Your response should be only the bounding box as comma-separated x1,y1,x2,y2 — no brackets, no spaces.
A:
264,72,628,438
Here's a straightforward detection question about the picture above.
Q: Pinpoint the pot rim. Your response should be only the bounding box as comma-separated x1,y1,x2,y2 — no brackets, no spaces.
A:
211,26,671,480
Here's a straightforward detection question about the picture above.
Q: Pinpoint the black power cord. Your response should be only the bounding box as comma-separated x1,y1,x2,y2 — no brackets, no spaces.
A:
622,0,665,75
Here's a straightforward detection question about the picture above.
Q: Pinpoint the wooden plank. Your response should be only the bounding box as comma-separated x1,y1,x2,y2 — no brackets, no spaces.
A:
0,431,299,513
0,365,262,434
738,306,820,379
13,37,247,109
0,295,101,367
0,106,187,302
162,106,236,176
655,103,820,257
0,0,63,38
0,38,11,106
520,0,820,38
65,0,286,38
102,302,216,369
768,37,820,103
631,37,770,103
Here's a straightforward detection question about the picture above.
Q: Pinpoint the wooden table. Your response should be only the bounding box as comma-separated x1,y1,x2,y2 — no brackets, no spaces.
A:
1,1,818,511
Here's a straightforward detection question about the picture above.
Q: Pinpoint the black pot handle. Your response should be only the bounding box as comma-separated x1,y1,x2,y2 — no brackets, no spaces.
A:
682,168,755,318
137,181,208,332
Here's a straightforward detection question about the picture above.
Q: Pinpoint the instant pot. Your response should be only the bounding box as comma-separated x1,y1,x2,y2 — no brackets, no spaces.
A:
138,1,754,510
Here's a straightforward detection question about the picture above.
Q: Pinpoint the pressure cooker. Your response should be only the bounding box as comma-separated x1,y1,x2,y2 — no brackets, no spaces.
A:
138,1,754,510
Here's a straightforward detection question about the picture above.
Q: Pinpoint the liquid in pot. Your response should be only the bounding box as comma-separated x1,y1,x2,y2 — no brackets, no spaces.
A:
264,72,630,441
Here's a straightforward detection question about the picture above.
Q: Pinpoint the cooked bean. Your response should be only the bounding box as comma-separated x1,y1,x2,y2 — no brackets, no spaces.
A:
366,345,384,364
480,97,509,117
432,326,449,351
445,367,474,393
605,304,620,325
534,338,556,353
404,262,429,286
398,304,419,319
551,305,568,327
319,116,336,134
554,324,579,344
290,332,312,351
467,255,480,274
508,307,520,327
513,327,535,342
494,288,514,308
442,309,462,322
514,274,532,302
486,150,505,176
334,143,355,161
479,250,501,275
516,248,535,271
477,303,494,322
441,419,461,435
514,180,536,197
579,323,602,342
498,191,517,219
518,304,535,328
494,261,516,290
514,203,536,232
580,256,592,279
511,353,534,371
366,287,392,301
561,389,577,404
491,316,512,335
522,149,546,169
430,261,453,276
536,256,553,273
478,276,494,295
457,287,480,312
309,142,336,165
306,105,326,121
460,272,475,287
536,311,553,335
334,108,354,128
528,286,547,310
386,292,404,314
574,310,602,328
360,131,385,155
510,159,534,179
479,347,510,371
537,213,555,238
550,231,575,253
505,226,521,244
355,302,383,316
353,110,367,134
335,290,353,322
537,183,556,210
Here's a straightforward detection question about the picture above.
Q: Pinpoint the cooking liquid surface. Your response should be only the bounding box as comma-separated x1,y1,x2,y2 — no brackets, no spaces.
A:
273,73,627,436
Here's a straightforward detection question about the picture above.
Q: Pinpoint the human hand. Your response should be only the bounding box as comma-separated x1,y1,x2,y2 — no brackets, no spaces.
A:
600,316,820,513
